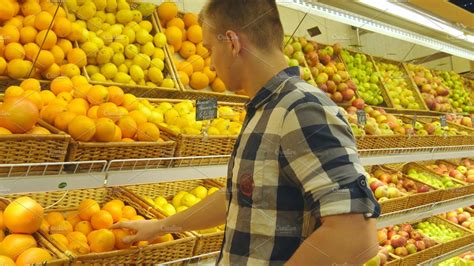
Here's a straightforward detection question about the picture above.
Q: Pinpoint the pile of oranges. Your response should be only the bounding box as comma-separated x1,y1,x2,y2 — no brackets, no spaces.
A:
0,197,54,265
0,0,88,80
157,2,226,93
43,199,173,255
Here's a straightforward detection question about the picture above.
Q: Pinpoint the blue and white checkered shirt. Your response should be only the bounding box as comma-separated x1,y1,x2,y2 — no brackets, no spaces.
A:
218,67,380,265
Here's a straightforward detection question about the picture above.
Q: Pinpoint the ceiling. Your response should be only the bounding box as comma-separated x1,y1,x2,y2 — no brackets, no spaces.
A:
408,0,474,31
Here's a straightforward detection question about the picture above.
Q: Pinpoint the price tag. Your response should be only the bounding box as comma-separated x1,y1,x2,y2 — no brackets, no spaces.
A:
196,99,218,121
357,110,366,126
411,114,417,128
307,26,322,37
440,115,447,127
58,182,67,189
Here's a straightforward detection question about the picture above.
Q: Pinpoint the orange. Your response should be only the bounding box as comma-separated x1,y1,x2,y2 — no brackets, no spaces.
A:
67,22,82,41
43,63,61,79
167,18,185,30
87,85,109,105
60,63,81,78
19,26,38,44
0,25,20,44
196,42,209,58
67,48,87,68
40,104,67,124
117,106,128,118
54,111,77,131
150,233,174,244
129,110,147,125
0,234,37,260
26,126,50,134
41,220,50,234
117,116,138,139
34,11,54,31
203,66,216,83
87,105,99,119
211,77,226,92
67,231,87,244
44,5,66,18
94,117,116,142
35,29,57,50
67,102,87,116
97,102,120,122
131,215,145,221
68,241,90,255
178,61,193,76
51,76,73,95
122,138,134,142
16,247,52,265
179,41,196,59
20,78,41,91
109,200,125,208
136,122,160,141
102,201,123,223
205,57,211,67
35,49,55,70
50,220,73,235
0,256,14,266
0,1,16,21
88,229,115,253
165,26,182,45
46,212,65,226
171,40,182,52
40,90,56,105
187,25,203,44
73,84,92,100
78,199,100,221
57,91,73,103
0,211,4,230
68,115,96,141
190,72,209,90
178,71,189,86
157,2,178,22
187,55,204,72
0,127,12,135
0,230,3,241
5,85,24,98
122,93,138,111
71,75,89,87
183,13,198,28
50,234,68,248
24,42,40,61
52,17,71,38
0,57,6,75
57,39,72,55
112,229,132,250
70,98,90,110
50,45,65,65
113,125,122,141
121,206,137,219
74,221,93,236
21,1,41,16
66,211,81,227
23,15,35,27
4,42,25,60
107,86,125,105
0,96,39,134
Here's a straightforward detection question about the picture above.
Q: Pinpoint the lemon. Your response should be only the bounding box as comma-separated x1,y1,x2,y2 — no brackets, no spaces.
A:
77,2,96,20
116,10,134,24
153,33,167,48
154,196,167,208
149,111,164,124
130,65,145,82
198,227,219,234
191,186,208,199
87,17,103,32
91,73,106,82
183,127,201,135
114,72,132,83
151,58,164,71
105,12,116,24
124,44,139,59
161,203,176,217
176,206,188,213
112,53,125,65
148,67,164,84
174,102,191,116
122,27,135,43
143,196,154,206
207,126,220,136
86,65,100,76
172,191,187,208
109,42,124,53
161,78,175,88
158,102,173,112
168,125,181,133
208,187,220,195
96,47,114,64
115,34,130,47
165,109,179,125
106,0,118,12
180,193,198,207
100,63,118,79
136,29,152,44
118,64,128,73
133,53,151,69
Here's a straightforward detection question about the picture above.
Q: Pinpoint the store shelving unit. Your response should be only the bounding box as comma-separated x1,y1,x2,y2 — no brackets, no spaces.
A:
419,243,474,265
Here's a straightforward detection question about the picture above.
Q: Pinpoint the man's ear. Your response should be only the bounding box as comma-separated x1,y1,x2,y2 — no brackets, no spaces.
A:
225,30,241,57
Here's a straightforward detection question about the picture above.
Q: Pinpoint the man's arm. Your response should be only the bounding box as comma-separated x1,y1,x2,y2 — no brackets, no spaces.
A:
286,214,378,266
111,188,227,243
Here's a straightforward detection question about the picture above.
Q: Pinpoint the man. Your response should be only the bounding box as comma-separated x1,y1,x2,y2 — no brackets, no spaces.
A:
112,1,380,265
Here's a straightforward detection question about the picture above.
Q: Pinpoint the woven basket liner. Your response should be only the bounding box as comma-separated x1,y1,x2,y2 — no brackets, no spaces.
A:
0,198,70,265
3,188,196,264
121,179,225,256
411,116,474,146
371,56,429,112
434,159,474,195
338,49,393,108
0,119,70,168
402,163,468,201
154,11,250,103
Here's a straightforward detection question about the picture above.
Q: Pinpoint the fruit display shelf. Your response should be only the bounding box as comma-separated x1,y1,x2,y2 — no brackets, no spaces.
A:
283,35,317,85
372,56,428,111
422,243,474,265
432,70,473,114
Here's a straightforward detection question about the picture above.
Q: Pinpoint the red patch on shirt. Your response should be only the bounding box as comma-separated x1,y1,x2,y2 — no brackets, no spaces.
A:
239,173,254,197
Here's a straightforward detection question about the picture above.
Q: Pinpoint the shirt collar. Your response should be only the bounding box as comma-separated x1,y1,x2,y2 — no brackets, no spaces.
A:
247,66,300,110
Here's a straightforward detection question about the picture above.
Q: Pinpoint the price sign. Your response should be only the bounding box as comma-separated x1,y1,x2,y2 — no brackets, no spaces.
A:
196,99,218,121
440,115,447,127
357,110,366,126
411,114,417,128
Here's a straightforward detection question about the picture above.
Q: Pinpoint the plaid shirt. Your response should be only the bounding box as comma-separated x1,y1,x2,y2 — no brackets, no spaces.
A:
217,67,380,265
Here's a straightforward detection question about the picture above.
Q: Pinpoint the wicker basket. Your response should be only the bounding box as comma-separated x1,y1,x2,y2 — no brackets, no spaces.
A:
434,160,474,195
412,116,473,146
1,188,197,264
0,198,70,265
121,179,225,256
402,163,469,201
0,119,70,165
386,254,401,266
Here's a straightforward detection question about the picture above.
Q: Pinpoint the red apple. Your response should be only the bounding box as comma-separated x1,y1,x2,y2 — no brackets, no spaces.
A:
415,240,425,251
370,181,384,191
377,230,388,244
387,230,396,239
342,89,355,101
384,245,394,254
447,216,459,224
417,185,429,193
406,243,417,254
398,231,409,239
374,186,388,199
409,231,422,241
458,212,471,223
400,224,413,233
331,91,343,103
346,106,358,114
407,239,416,245
449,169,460,178
391,235,407,248
395,247,408,257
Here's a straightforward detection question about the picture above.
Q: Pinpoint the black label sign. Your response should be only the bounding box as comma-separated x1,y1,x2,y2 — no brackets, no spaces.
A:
412,114,417,128
440,115,447,127
196,99,218,121
357,110,366,126
307,26,322,37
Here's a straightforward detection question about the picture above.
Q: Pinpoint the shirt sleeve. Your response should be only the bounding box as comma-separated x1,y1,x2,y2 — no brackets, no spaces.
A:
280,101,380,219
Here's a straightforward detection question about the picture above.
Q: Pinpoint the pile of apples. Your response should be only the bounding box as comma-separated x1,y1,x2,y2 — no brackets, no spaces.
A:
406,64,452,112
282,36,314,85
446,113,473,128
435,70,472,113
141,185,224,234
341,50,384,106
368,168,430,202
417,119,469,136
406,168,461,189
377,224,437,259
426,159,474,183
439,207,474,231
376,62,422,110
415,220,463,243
301,41,359,104
439,251,474,266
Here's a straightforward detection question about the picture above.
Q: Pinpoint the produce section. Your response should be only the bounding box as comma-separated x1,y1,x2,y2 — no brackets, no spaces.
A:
0,0,473,265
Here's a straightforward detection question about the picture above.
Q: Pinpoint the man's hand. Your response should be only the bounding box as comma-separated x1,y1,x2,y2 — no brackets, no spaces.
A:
110,219,165,244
